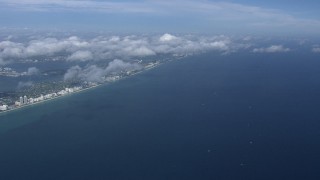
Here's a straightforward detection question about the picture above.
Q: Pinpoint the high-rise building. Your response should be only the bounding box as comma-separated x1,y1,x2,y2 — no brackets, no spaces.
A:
24,95,28,104
20,96,23,105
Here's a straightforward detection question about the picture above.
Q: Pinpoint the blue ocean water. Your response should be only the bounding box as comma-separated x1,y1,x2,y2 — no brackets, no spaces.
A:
1,52,320,180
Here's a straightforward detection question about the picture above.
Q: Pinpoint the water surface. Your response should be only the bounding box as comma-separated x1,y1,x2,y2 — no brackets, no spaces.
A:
1,52,320,180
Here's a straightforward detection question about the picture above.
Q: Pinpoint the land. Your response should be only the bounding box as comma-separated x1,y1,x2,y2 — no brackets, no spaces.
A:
0,60,163,114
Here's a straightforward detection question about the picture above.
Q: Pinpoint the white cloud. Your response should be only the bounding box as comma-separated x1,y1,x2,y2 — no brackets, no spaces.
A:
0,36,89,63
105,59,142,74
67,50,93,61
253,45,290,53
25,37,88,57
312,47,320,53
80,65,105,82
159,33,177,42
64,59,142,82
128,46,156,56
0,34,240,64
25,38,67,56
210,40,230,51
19,67,40,76
64,65,82,81
26,67,39,75
17,81,33,89
0,41,24,58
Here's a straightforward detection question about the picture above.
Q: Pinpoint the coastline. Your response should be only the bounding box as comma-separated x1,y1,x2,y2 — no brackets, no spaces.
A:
0,83,100,116
0,62,161,116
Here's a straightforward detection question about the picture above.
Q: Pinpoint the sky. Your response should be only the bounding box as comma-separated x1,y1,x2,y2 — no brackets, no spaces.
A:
1,0,320,83
0,0,320,35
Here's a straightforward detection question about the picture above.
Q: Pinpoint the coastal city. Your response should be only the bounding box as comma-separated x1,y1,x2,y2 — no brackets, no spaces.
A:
0,61,161,114
0,86,82,111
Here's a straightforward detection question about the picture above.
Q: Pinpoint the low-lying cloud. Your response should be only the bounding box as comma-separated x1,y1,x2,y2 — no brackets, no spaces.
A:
18,67,40,76
159,33,178,42
0,36,89,64
17,81,33,89
26,67,40,75
312,47,320,53
64,59,142,82
63,65,82,81
253,45,290,53
0,34,246,65
67,50,93,61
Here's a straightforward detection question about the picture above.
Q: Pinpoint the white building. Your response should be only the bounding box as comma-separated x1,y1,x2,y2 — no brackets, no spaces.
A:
34,95,44,102
0,105,8,111
15,101,21,106
24,95,28,104
29,98,34,104
44,94,53,99
39,95,44,101
106,76,120,82
73,87,82,91
20,96,23,105
58,90,67,95
68,88,74,93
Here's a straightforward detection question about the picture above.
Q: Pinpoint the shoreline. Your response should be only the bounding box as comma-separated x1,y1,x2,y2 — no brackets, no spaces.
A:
0,83,100,116
0,62,161,116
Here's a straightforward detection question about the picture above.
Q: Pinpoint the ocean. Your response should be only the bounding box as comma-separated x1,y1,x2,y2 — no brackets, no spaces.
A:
0,52,320,180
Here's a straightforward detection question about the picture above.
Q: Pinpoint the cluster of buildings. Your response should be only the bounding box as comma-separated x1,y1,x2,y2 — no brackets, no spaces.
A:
0,85,86,113
0,85,88,112
15,95,29,106
14,87,82,107
105,75,121,82
9,87,82,109
0,61,163,113
0,86,87,112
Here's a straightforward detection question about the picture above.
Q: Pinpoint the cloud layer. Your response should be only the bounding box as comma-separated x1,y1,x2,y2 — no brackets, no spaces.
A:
0,34,244,65
159,33,177,42
0,36,89,64
67,50,93,61
253,45,290,53
64,59,141,82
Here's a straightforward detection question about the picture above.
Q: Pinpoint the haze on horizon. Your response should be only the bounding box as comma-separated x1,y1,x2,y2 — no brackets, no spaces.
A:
1,0,320,80
0,0,320,36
